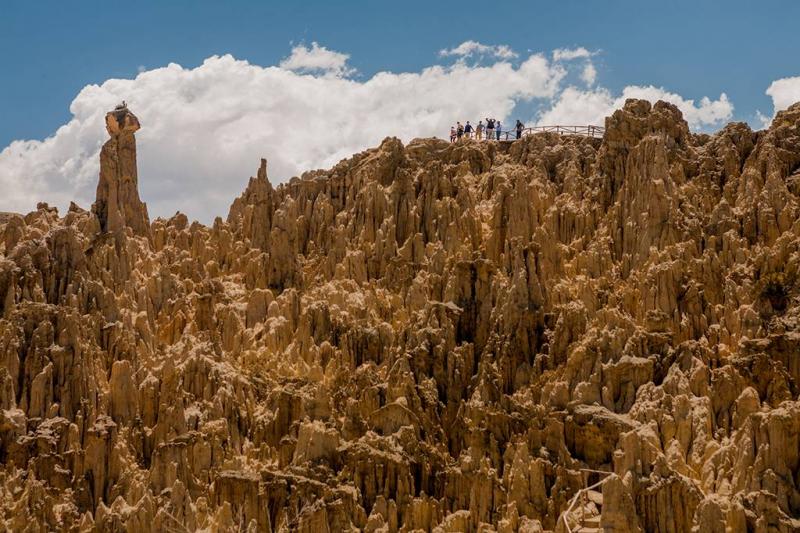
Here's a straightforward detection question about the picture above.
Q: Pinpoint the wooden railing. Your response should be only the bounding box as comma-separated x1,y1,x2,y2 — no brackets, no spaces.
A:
559,469,612,533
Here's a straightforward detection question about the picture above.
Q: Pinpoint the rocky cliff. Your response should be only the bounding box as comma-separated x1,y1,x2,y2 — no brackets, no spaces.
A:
1,100,799,532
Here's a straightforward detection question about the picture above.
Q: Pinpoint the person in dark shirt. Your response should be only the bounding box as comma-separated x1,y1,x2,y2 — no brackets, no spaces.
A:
464,121,473,139
515,120,524,140
485,118,494,140
456,122,464,140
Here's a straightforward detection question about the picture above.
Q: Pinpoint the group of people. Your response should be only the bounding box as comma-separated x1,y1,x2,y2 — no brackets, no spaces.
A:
450,118,525,142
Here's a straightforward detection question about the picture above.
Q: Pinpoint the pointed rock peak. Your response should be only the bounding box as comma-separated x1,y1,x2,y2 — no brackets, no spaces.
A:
379,136,404,152
226,158,275,231
243,158,274,197
604,98,690,147
240,158,273,195
360,137,405,186
767,101,800,132
92,103,150,237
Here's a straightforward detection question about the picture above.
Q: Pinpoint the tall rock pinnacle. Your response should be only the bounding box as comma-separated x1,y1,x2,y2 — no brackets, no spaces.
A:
92,105,150,236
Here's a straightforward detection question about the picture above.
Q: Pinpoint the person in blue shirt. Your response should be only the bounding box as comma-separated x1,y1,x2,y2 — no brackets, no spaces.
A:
495,120,502,140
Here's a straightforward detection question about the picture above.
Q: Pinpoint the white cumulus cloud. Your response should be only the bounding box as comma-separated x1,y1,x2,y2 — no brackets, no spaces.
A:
761,75,800,127
552,47,596,62
0,43,747,223
536,86,733,129
279,42,355,78
766,76,800,112
439,40,517,60
581,63,597,86
0,51,563,222
755,110,772,130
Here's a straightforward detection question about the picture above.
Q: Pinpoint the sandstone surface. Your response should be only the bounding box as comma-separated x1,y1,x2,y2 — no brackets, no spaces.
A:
1,100,800,531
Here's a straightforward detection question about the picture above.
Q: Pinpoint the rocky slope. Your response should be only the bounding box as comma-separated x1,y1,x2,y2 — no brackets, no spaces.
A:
1,99,800,532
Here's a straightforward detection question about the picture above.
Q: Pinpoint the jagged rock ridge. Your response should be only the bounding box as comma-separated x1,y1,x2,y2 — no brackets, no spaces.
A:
1,99,800,531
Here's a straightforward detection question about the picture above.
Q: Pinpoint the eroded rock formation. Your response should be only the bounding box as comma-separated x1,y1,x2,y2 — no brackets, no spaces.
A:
92,107,150,237
1,100,800,531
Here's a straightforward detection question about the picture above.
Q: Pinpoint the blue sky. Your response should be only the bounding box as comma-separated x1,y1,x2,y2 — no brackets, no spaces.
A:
2,0,799,146
1,1,799,221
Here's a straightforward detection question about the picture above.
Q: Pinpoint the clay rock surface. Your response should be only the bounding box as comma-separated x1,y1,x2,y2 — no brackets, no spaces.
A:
92,107,150,237
1,99,800,532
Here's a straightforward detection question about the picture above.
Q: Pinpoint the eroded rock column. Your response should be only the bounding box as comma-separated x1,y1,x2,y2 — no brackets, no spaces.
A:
92,106,150,236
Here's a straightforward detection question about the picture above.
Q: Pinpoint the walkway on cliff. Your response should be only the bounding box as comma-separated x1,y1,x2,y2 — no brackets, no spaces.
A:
454,124,605,142
502,124,605,140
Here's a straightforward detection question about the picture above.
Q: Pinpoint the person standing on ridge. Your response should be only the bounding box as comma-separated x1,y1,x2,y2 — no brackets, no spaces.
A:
476,120,484,140
486,118,494,140
464,121,473,139
496,120,502,140
450,125,457,142
516,120,524,139
456,122,464,140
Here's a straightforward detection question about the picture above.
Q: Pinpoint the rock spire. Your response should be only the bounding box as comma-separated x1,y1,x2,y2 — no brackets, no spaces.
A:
91,105,150,236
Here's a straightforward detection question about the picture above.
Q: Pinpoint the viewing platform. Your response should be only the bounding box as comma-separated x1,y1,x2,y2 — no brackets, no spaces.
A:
453,124,605,142
500,125,605,140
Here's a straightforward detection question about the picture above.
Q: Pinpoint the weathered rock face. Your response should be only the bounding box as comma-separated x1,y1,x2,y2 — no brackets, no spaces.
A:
92,107,150,237
1,99,800,532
